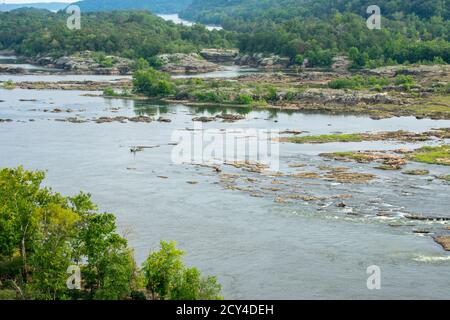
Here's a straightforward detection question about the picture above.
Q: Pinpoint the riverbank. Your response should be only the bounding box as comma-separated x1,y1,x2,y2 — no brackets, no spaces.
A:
3,64,449,120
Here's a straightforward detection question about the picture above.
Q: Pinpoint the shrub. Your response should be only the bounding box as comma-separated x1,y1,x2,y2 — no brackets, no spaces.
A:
132,58,150,71
2,80,15,89
133,67,175,97
235,93,253,105
103,87,115,96
265,86,278,101
195,91,224,103
142,241,222,300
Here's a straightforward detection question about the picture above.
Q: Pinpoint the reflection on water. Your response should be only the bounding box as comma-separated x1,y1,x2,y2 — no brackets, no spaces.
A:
1,88,450,299
0,54,61,72
172,65,258,79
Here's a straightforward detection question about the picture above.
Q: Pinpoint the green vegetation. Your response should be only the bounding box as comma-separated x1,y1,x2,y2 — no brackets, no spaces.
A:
103,87,133,97
0,9,233,60
328,75,405,90
183,0,449,24
92,52,114,68
132,67,175,97
182,0,449,67
234,93,254,105
1,1,449,69
142,241,222,300
0,167,222,300
285,133,366,144
409,145,450,165
1,80,16,89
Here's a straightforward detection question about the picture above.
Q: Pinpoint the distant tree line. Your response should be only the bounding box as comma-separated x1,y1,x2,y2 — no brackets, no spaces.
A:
182,0,450,67
0,9,234,60
0,1,448,69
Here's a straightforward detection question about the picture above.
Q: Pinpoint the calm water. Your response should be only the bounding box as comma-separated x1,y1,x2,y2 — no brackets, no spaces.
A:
0,55,256,82
1,86,450,299
172,65,258,79
158,14,223,31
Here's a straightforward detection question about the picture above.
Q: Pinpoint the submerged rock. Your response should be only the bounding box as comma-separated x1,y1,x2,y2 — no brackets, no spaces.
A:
192,116,216,122
157,117,172,123
216,114,245,122
405,214,450,222
402,169,430,176
324,172,376,184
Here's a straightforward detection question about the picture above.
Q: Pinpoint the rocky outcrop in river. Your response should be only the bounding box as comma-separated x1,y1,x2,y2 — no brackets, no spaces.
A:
34,51,133,75
296,88,402,105
234,53,291,69
200,49,239,63
158,53,221,74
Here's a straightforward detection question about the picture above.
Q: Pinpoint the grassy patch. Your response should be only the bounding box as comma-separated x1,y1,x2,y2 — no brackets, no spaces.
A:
409,145,450,165
103,87,133,97
285,133,366,144
1,80,16,90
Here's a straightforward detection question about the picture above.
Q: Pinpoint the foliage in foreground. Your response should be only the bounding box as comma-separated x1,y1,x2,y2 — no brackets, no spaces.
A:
0,167,222,300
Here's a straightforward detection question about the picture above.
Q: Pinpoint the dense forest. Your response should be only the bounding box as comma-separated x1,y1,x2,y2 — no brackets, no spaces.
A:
0,0,449,68
182,0,449,24
0,9,234,60
73,0,193,14
182,0,450,67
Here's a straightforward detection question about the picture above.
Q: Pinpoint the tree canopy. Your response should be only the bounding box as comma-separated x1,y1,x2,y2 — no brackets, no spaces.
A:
0,9,234,60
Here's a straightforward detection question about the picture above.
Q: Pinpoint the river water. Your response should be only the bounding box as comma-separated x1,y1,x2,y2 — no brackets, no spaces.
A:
1,58,450,299
0,55,255,82
158,14,223,31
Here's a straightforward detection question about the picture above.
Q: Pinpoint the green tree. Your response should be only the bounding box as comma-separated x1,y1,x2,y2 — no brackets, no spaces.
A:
142,240,184,300
170,267,223,300
142,241,222,300
132,68,175,97
132,58,150,71
0,167,223,300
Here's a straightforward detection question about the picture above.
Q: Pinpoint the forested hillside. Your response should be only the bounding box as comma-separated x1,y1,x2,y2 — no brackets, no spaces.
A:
0,9,233,60
0,0,448,69
0,3,67,12
73,0,193,14
182,0,450,67
182,0,449,24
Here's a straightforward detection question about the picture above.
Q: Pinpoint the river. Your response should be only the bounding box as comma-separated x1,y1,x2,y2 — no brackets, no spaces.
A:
1,58,450,299
157,14,223,31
